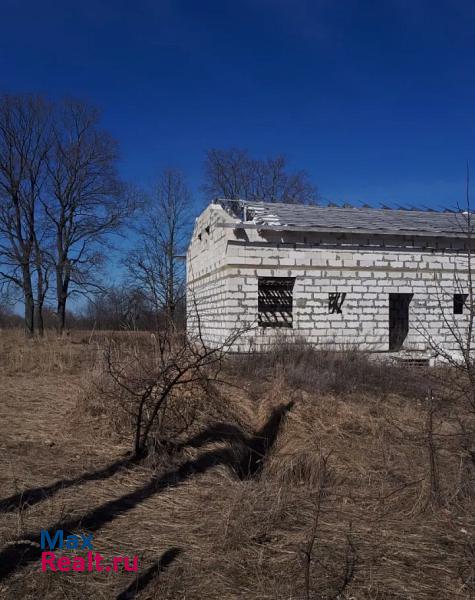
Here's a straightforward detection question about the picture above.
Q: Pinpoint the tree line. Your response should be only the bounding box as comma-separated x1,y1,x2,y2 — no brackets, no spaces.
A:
0,94,317,335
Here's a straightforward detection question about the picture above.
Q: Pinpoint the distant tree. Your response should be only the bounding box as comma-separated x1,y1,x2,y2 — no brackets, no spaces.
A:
0,286,21,328
82,286,154,330
128,168,191,325
203,148,318,204
44,99,130,334
0,303,22,328
0,95,52,336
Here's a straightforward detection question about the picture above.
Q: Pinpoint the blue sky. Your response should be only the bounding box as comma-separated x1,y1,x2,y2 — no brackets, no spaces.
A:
1,0,475,212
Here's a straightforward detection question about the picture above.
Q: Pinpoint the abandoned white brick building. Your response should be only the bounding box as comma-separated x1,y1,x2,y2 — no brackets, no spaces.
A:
186,199,472,357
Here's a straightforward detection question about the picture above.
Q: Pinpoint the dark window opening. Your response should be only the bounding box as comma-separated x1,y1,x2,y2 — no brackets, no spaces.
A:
389,293,413,351
258,277,295,328
328,292,346,314
454,293,468,315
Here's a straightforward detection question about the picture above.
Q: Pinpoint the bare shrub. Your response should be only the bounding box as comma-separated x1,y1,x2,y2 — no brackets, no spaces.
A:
85,324,244,459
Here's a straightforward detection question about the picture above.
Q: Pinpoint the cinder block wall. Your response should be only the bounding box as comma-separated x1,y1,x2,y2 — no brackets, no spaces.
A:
187,204,471,355
186,204,237,346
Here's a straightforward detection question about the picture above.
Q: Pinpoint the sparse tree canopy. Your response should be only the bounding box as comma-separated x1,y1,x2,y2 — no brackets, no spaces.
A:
0,94,52,336
0,94,131,336
44,99,130,334
83,285,153,330
127,168,191,324
203,147,318,204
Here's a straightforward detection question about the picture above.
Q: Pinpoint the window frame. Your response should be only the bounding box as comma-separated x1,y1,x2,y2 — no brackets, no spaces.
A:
257,276,295,328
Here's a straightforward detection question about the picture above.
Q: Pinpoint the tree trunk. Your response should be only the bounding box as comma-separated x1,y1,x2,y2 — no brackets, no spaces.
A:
35,257,45,337
57,298,66,335
35,303,44,337
167,243,175,323
55,263,69,335
22,268,34,337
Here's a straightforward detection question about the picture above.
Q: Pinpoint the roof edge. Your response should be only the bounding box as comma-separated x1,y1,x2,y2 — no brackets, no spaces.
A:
215,222,470,239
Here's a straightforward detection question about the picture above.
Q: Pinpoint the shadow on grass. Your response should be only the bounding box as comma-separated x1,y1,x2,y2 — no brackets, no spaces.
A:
177,401,294,479
0,402,293,583
0,455,141,514
116,547,182,600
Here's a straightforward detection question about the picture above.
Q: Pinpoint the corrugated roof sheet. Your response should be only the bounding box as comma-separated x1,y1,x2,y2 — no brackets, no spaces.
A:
219,200,472,236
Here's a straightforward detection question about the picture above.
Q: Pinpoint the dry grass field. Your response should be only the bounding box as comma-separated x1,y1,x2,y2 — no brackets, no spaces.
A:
0,329,474,599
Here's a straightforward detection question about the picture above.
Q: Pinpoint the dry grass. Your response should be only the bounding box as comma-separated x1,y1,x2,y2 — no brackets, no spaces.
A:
0,330,475,599
0,329,99,375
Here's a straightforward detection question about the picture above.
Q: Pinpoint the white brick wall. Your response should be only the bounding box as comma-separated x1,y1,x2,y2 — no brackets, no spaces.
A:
186,204,472,355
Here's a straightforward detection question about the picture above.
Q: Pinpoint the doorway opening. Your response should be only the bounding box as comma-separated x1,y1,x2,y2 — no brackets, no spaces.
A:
389,293,413,351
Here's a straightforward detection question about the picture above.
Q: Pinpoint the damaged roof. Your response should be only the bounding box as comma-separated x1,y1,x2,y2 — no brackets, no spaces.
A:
218,199,472,237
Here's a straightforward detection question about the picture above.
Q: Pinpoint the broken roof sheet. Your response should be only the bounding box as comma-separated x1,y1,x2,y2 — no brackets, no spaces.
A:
218,199,472,237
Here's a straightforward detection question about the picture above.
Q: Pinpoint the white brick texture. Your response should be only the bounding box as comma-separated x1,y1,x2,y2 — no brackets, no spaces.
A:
186,204,472,355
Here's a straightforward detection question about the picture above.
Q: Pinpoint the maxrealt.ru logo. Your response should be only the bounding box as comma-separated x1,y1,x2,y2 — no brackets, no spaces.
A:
40,530,139,573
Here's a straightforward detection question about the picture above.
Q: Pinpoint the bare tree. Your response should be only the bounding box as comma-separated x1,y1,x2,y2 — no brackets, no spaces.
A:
0,292,22,328
0,95,52,336
44,99,129,334
83,285,153,331
128,168,191,325
203,147,318,204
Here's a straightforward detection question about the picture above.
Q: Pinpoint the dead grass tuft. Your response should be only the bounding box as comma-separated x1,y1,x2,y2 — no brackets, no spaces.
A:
231,340,430,399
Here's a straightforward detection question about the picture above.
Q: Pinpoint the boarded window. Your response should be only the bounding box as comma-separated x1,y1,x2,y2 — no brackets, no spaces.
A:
454,293,468,315
258,277,295,327
328,292,346,314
